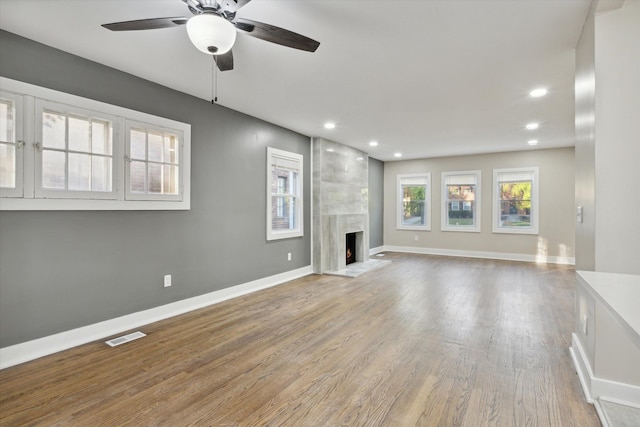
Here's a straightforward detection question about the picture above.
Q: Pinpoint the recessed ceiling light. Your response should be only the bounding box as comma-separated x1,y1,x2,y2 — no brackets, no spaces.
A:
394,152,402,158
369,141,378,147
528,139,538,146
326,148,334,152
526,122,539,130
324,122,336,129
356,157,364,161
529,88,548,98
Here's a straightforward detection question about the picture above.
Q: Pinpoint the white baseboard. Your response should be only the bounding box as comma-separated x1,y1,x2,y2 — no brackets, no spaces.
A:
380,245,575,265
369,246,385,256
0,265,313,370
571,333,640,407
571,333,596,403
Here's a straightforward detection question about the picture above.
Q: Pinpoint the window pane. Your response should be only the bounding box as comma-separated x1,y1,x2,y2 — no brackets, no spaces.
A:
499,182,532,227
92,120,111,155
447,184,475,226
130,129,146,160
92,156,112,192
401,184,426,226
272,168,294,194
272,196,296,230
148,131,163,162
68,116,90,153
130,160,146,193
68,153,91,191
164,134,178,164
0,100,14,143
448,201,474,226
0,143,16,188
148,162,162,193
42,150,66,189
42,112,66,149
163,164,179,194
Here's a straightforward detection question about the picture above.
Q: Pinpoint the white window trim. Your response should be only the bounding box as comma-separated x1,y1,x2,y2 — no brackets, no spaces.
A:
397,173,431,231
0,77,190,210
266,147,303,241
492,167,539,235
124,120,183,202
0,90,24,198
34,98,119,200
441,170,481,233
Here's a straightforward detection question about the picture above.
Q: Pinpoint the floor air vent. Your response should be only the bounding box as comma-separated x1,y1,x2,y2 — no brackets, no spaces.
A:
105,331,146,347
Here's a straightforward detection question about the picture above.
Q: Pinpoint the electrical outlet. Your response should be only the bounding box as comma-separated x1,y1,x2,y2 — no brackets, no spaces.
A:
287,252,292,261
414,235,419,241
164,274,172,288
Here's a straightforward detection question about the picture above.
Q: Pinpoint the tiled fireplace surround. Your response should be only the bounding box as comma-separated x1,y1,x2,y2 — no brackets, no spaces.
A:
312,138,369,274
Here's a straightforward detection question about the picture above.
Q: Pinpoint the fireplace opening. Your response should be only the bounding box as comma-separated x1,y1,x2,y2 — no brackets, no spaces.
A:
346,232,357,265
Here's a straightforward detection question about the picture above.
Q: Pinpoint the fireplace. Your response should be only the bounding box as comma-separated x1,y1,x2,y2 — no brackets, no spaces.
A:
312,138,370,275
346,232,357,265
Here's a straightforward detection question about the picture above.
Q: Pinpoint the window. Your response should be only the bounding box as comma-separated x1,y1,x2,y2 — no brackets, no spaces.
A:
267,147,303,240
125,122,182,201
0,77,190,210
441,170,481,232
0,91,23,198
493,167,539,234
397,173,431,230
35,100,116,199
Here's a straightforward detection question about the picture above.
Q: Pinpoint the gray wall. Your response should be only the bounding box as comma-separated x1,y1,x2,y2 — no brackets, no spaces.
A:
0,31,311,347
384,148,575,260
593,0,640,274
368,157,384,249
574,0,596,271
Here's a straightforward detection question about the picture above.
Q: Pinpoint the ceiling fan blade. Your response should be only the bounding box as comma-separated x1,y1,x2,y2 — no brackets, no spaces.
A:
219,0,253,13
102,17,188,31
214,50,234,71
234,18,320,52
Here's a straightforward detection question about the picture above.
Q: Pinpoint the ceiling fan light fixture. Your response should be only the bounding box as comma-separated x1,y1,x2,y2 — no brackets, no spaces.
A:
186,14,236,55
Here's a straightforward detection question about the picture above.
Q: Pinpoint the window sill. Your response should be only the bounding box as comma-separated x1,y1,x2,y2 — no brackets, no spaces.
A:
492,227,538,235
0,197,190,211
397,225,431,231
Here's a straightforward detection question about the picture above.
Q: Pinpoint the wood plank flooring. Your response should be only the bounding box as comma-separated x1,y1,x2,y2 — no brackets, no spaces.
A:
0,253,599,426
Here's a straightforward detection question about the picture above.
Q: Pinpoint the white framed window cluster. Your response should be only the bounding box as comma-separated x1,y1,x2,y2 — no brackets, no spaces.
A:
267,147,303,240
441,170,481,232
492,167,539,234
0,77,190,210
397,173,431,230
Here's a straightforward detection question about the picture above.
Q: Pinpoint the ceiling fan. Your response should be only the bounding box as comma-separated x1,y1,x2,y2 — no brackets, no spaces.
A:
102,0,320,72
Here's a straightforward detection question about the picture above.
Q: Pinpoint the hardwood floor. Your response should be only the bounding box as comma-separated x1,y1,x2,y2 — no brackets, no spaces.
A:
0,253,599,426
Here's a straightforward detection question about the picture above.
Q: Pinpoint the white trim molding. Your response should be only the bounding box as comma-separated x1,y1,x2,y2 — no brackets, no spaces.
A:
0,265,313,370
571,333,640,407
381,245,575,265
369,246,385,256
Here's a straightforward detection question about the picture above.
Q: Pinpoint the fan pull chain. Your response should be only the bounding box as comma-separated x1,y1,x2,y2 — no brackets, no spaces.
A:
211,55,218,104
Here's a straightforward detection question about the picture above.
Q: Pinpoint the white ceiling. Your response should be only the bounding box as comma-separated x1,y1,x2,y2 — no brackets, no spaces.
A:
0,0,590,161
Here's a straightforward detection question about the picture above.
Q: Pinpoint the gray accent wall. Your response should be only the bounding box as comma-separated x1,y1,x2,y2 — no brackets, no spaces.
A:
368,157,384,249
0,31,311,347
